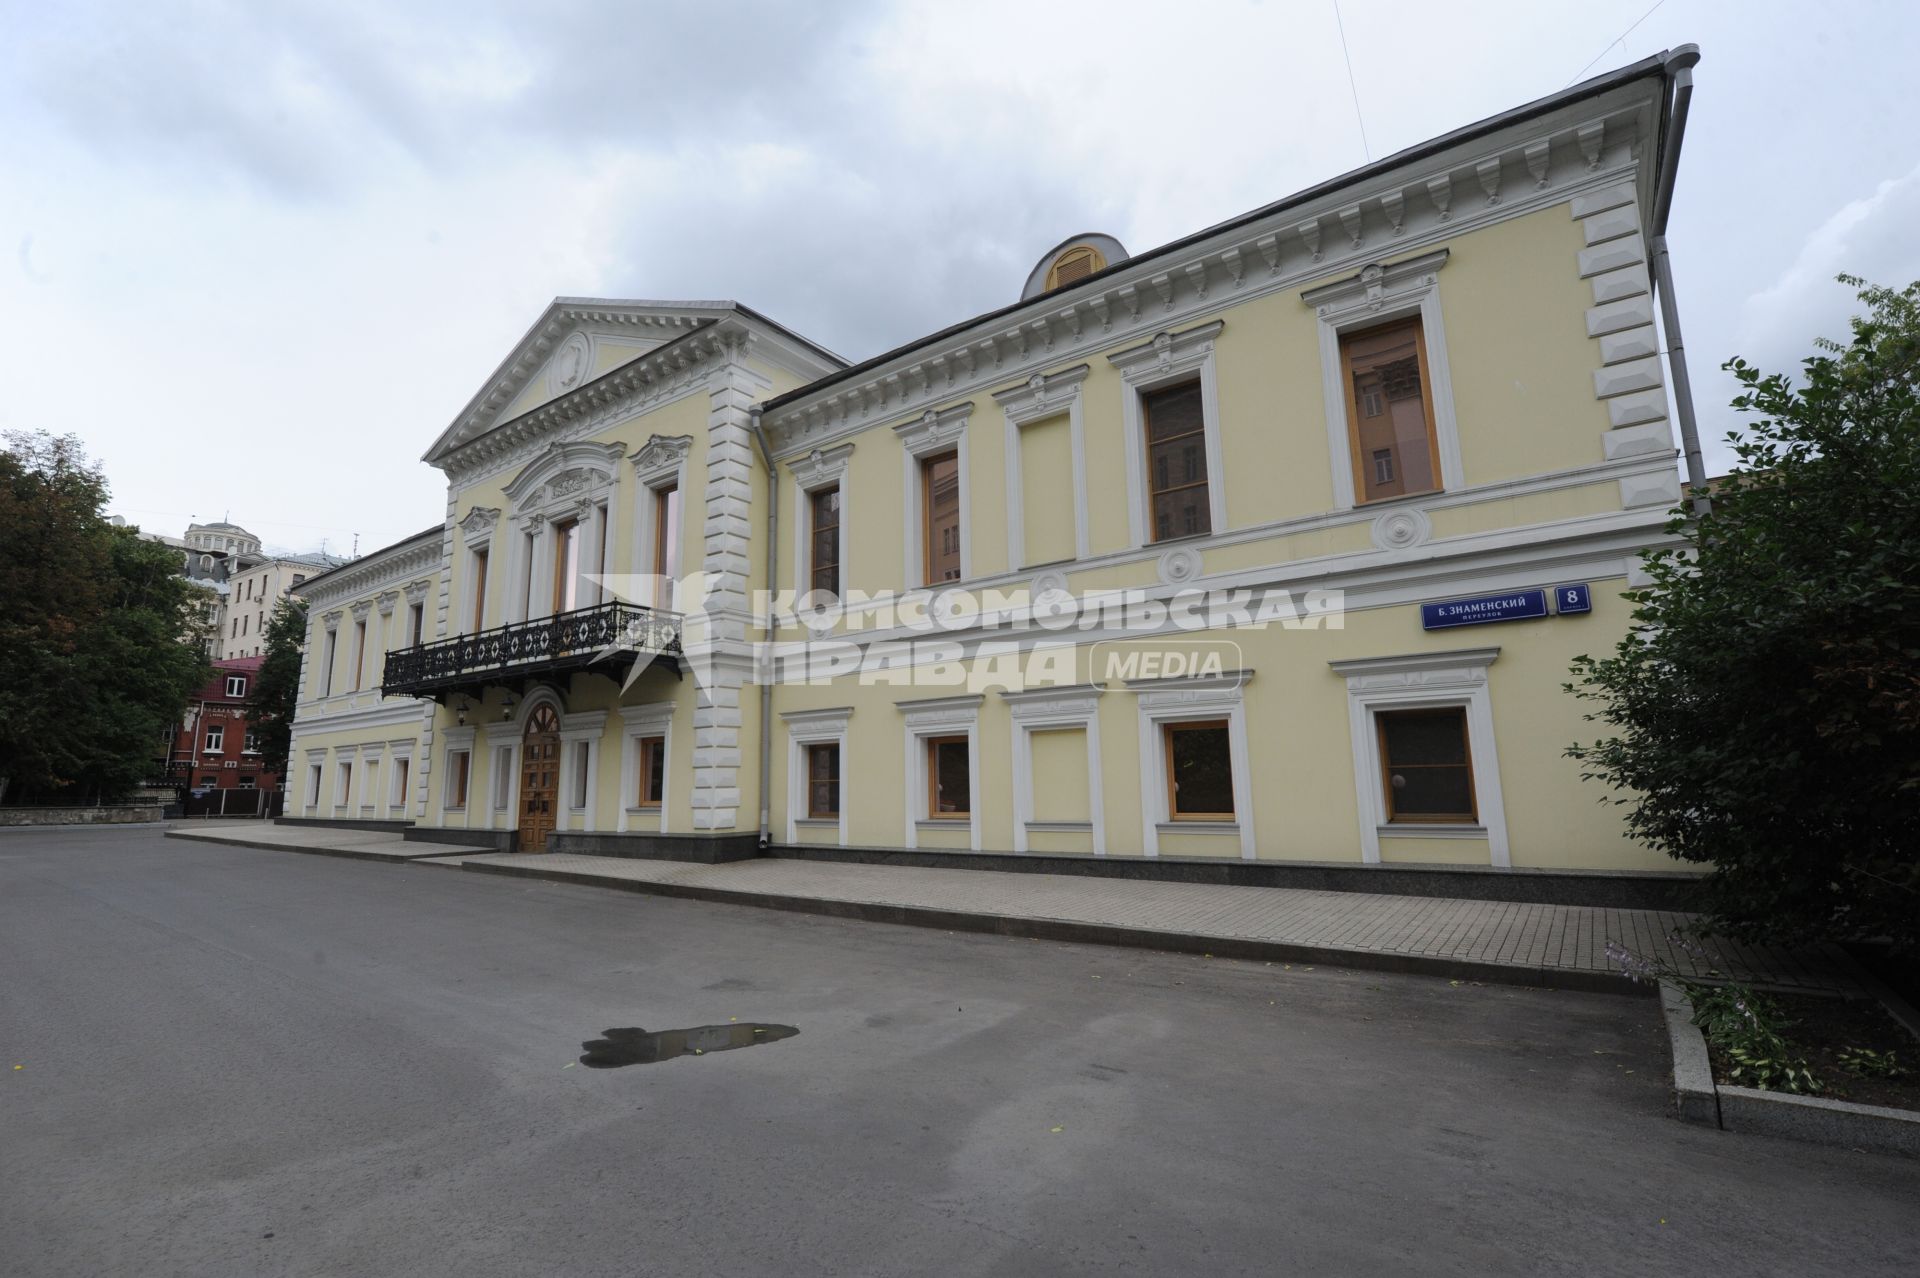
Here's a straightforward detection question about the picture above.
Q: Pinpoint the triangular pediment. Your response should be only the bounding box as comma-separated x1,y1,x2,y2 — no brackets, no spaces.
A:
423,297,742,465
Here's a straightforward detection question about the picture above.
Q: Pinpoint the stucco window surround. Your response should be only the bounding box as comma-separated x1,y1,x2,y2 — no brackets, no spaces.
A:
556,709,609,831
616,702,675,833
357,744,384,814
1302,249,1463,511
1328,647,1509,867
995,365,1092,568
789,443,854,608
782,706,852,846
455,508,500,635
386,740,415,817
303,751,325,815
319,611,343,698
482,723,520,831
1130,670,1255,860
440,725,477,821
895,403,974,590
631,434,694,611
332,755,354,816
896,693,983,850
1001,684,1105,854
500,441,625,623
1109,321,1228,549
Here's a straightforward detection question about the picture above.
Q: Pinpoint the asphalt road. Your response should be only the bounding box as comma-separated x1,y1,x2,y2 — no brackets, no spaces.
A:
3,828,1917,1277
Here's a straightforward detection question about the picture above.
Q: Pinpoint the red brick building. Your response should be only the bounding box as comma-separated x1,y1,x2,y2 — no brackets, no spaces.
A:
160,657,282,814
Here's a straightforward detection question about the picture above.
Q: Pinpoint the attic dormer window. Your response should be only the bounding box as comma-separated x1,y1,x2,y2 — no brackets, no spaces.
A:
1045,245,1105,291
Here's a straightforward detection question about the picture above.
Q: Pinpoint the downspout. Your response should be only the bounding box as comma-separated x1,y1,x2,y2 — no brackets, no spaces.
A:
1649,44,1709,513
749,405,777,850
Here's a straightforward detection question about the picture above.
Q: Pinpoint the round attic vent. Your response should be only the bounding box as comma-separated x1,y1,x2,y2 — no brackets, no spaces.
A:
1020,233,1128,301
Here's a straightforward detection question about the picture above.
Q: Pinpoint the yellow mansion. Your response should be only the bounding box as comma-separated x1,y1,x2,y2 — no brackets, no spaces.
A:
287,50,1706,897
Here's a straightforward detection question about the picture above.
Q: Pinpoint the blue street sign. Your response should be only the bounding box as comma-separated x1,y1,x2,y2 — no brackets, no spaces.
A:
1420,588,1549,630
1553,583,1593,615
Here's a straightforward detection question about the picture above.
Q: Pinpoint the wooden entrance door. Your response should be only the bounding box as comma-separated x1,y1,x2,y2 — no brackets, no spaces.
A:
519,703,561,852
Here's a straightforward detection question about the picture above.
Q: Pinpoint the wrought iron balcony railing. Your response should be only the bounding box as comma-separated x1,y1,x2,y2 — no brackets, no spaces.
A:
381,601,682,700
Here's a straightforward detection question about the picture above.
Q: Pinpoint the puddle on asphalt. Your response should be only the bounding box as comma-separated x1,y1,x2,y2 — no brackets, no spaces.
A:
579,1023,799,1068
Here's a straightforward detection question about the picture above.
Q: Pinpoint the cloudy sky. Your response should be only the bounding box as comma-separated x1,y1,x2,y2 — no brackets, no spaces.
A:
3,0,1916,553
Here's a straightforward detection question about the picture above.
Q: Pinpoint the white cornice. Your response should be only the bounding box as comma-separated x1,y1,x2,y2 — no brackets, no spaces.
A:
302,534,443,608
764,80,1663,458
992,364,1090,426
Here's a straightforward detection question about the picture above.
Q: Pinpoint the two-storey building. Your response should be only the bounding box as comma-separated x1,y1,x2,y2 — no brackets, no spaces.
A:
288,51,1705,888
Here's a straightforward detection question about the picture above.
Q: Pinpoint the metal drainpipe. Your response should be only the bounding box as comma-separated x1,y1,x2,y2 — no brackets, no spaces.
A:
749,406,777,850
1650,44,1709,514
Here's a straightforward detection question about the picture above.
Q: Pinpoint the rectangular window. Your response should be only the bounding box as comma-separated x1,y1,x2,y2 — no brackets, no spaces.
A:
470,546,490,632
636,736,665,808
337,761,352,807
447,750,470,809
243,730,260,754
203,724,225,754
1342,318,1441,503
307,764,322,806
806,742,840,818
392,757,410,808
809,486,841,598
225,675,247,697
1376,707,1476,823
520,530,536,619
407,602,423,647
653,484,682,584
921,451,961,584
1164,720,1234,819
350,620,366,691
1144,381,1211,542
552,517,580,614
237,776,256,789
570,740,590,809
926,735,969,817
322,628,337,695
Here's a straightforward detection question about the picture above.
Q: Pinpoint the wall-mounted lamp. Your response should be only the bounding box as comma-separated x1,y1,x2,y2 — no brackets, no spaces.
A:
501,694,516,721
454,696,469,726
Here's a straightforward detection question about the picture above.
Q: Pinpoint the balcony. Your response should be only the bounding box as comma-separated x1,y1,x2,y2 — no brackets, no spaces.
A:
381,601,682,702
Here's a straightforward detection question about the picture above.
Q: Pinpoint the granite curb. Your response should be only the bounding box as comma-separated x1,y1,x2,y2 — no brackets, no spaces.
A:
1658,978,1920,1159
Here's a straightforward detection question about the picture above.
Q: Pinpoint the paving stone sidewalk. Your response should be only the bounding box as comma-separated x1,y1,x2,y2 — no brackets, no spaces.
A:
164,821,491,862
452,851,1859,995
162,823,1858,994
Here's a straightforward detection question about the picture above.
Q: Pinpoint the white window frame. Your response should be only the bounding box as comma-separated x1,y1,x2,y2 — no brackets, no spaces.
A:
996,365,1091,568
557,709,608,832
1329,646,1509,867
1108,321,1227,549
616,702,675,833
483,726,518,830
320,614,340,697
789,443,854,606
894,403,973,590
782,706,851,846
631,435,694,611
452,506,500,634
387,743,414,817
333,757,353,814
896,693,983,850
203,724,225,754
1302,248,1462,510
1130,671,1255,860
304,755,324,813
225,675,247,697
358,747,382,814
1002,683,1104,854
441,726,477,819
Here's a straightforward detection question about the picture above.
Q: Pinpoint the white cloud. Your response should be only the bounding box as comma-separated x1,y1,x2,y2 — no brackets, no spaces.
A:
1695,162,1920,472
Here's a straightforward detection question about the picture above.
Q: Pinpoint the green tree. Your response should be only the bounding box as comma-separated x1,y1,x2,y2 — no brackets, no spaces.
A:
0,431,208,804
249,596,307,777
1569,277,1920,954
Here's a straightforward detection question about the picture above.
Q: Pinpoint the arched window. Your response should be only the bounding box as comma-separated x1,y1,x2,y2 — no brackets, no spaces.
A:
1045,244,1106,291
